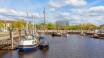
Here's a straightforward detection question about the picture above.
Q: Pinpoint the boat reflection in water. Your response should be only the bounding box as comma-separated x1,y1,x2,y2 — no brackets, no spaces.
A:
18,35,39,52
18,46,49,58
18,50,35,58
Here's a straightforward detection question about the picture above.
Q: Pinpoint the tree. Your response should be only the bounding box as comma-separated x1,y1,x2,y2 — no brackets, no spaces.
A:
68,25,80,30
11,19,26,30
99,24,104,30
36,23,44,30
28,22,33,30
79,23,97,30
11,19,26,40
47,23,56,30
0,21,4,29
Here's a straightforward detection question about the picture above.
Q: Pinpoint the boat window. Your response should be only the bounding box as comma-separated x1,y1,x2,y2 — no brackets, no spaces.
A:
21,35,34,40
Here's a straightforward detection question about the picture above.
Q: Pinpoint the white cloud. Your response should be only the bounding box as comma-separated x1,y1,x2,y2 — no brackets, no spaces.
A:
0,8,41,18
48,0,87,9
48,0,66,8
51,5,104,25
0,15,14,20
48,8,56,12
60,12,70,17
48,1,62,8
89,6,104,12
65,0,87,7
0,0,103,25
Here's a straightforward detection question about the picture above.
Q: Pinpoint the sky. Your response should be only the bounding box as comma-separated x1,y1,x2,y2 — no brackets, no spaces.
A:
0,0,104,25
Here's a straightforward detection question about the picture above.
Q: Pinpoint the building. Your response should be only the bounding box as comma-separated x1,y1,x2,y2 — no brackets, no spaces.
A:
100,24,104,27
55,20,69,30
100,24,104,29
56,20,69,26
0,19,15,32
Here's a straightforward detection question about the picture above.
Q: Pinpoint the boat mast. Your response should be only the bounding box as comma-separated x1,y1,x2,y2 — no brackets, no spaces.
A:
32,14,36,34
43,8,46,33
25,11,29,36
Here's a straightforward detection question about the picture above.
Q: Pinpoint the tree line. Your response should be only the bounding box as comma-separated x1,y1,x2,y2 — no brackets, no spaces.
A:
0,19,103,31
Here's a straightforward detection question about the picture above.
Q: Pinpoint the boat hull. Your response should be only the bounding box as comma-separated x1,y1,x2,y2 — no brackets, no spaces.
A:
18,45,37,51
39,45,48,48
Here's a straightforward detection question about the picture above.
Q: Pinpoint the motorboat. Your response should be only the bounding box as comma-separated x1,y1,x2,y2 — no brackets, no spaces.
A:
51,32,62,36
39,34,49,49
18,35,39,51
91,33,99,38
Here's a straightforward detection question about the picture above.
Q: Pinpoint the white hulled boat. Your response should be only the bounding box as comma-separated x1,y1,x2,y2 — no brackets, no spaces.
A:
18,35,39,51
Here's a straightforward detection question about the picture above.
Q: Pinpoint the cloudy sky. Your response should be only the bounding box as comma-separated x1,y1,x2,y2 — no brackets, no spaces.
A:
0,0,104,25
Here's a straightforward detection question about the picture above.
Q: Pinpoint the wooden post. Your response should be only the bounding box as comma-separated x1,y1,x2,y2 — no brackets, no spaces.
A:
11,31,13,49
8,27,14,49
18,29,21,41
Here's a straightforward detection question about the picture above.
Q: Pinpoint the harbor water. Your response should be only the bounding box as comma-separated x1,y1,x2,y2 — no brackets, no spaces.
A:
0,34,104,58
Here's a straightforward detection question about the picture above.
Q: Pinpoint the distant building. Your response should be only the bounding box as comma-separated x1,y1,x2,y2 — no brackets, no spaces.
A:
0,19,15,32
100,24,104,30
100,24,104,27
55,20,69,29
56,20,69,26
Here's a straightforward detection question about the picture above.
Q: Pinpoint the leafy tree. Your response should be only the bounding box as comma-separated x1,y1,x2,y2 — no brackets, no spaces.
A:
28,22,33,30
99,24,104,30
68,25,80,30
79,23,97,30
0,21,4,29
36,23,44,30
36,23,97,30
47,23,56,30
11,19,26,30
10,19,26,40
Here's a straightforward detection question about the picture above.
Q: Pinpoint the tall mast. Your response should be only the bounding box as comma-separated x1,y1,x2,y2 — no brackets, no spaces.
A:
43,8,46,32
25,10,29,35
32,15,36,34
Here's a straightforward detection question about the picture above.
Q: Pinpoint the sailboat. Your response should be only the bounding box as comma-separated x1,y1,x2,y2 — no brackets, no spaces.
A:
18,11,39,51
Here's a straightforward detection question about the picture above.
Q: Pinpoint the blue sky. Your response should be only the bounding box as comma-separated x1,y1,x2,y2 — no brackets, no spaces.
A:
0,0,104,25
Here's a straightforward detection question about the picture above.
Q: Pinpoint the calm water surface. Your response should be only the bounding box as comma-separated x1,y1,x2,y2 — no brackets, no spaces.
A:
0,34,104,58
